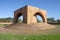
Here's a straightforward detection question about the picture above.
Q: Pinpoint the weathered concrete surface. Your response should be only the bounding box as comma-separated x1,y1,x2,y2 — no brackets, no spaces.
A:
14,5,47,24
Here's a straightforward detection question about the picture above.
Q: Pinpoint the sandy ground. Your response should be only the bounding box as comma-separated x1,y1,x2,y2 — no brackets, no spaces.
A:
0,22,12,24
0,23,60,34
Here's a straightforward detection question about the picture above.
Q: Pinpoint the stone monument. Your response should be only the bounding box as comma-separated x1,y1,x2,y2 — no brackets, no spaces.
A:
14,5,47,24
3,5,55,34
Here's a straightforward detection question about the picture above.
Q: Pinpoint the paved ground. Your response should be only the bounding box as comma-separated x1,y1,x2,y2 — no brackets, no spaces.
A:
0,23,60,34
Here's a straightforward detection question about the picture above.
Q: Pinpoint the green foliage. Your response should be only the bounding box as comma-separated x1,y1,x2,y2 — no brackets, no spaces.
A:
18,19,23,23
47,17,60,24
37,19,42,22
0,17,60,23
47,17,56,23
0,17,13,22
0,17,22,23
0,34,60,40
57,19,60,23
0,24,8,26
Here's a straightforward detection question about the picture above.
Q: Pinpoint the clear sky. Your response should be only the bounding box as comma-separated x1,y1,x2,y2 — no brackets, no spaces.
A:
0,0,60,19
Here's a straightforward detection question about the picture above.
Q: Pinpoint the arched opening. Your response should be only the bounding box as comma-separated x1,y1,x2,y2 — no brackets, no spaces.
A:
17,13,23,23
14,13,24,23
34,12,44,23
18,15,23,23
36,15,43,23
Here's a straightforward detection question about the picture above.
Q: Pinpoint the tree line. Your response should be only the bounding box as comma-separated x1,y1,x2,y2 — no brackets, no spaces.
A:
0,17,60,24
0,17,13,22
47,17,60,24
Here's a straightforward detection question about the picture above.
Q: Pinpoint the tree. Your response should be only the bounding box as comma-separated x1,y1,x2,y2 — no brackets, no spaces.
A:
37,19,42,22
18,19,22,23
57,19,60,23
47,17,56,23
0,17,13,22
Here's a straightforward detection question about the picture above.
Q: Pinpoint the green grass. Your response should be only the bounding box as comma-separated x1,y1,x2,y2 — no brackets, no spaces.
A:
0,24,60,40
0,24,8,26
55,25,60,27
0,34,60,40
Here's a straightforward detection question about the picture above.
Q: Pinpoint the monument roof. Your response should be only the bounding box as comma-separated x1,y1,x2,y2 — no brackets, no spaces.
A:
15,5,41,12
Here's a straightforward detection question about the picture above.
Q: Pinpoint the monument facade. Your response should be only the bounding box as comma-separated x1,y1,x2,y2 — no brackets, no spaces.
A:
14,5,47,24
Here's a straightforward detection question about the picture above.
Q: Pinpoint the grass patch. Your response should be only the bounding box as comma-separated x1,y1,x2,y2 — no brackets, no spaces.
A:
0,24,8,26
0,24,60,40
55,25,60,27
0,34,60,40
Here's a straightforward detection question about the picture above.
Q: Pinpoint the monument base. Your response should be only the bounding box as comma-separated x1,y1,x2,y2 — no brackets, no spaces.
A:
5,23,55,30
0,23,56,34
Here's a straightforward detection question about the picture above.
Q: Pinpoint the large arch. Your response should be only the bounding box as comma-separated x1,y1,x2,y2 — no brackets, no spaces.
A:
14,12,23,23
34,12,46,23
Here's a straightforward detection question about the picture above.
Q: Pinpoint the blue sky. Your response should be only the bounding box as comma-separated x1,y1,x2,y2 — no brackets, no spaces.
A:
0,0,60,19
